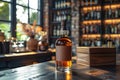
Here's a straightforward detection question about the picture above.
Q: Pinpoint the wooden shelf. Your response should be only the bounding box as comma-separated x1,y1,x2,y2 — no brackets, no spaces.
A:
80,5,101,8
104,19,120,23
82,20,101,24
82,34,101,38
52,7,71,11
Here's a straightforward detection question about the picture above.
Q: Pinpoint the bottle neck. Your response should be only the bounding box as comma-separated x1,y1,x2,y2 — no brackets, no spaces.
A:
60,20,69,37
60,29,68,37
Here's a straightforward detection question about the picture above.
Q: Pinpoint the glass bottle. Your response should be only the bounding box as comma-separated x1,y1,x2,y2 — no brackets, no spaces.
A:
55,20,72,72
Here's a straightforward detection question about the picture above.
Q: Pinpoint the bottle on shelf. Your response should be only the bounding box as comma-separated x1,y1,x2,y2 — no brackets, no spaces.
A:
53,25,57,37
115,7,118,18
105,8,109,19
95,37,101,46
118,7,120,17
94,0,98,5
91,38,95,46
81,0,84,6
85,0,88,6
82,24,86,34
85,23,89,34
89,23,93,33
117,23,120,33
108,6,112,19
105,23,111,34
96,6,101,19
57,24,61,36
55,20,72,72
90,0,93,6
107,37,113,47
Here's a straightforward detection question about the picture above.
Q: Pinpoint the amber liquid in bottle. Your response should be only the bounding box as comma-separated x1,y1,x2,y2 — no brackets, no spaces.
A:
55,20,72,72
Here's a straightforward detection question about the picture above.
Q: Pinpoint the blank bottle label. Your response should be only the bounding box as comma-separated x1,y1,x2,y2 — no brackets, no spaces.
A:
56,46,72,61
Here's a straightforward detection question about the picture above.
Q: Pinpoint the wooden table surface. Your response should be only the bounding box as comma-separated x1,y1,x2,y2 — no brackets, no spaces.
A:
0,61,117,80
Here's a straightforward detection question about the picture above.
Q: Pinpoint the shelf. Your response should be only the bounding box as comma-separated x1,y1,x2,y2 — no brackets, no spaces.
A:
80,5,101,8
104,19,120,23
52,21,71,24
79,0,120,47
52,7,71,11
82,33,101,35
81,6,101,11
82,20,101,24
104,34,120,38
82,34,101,38
51,36,72,39
52,22,61,24
105,18,120,20
104,4,120,9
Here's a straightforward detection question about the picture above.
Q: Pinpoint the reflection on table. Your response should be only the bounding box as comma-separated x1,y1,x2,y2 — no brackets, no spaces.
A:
0,61,117,80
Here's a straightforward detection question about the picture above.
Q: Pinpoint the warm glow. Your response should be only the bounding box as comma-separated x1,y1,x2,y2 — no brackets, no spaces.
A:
65,72,72,80
104,34,120,38
4,52,37,57
83,6,101,11
82,34,101,39
105,19,120,24
82,20,101,24
104,4,120,9
66,2,71,6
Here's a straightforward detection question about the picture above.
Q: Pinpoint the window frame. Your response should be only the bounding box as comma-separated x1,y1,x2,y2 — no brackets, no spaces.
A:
0,0,43,38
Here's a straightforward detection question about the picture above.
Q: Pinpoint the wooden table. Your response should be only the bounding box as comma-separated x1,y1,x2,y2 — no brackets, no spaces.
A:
0,61,116,80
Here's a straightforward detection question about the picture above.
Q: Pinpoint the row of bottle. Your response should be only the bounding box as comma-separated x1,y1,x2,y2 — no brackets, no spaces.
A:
80,37,120,47
103,37,120,47
105,23,120,34
104,0,120,4
81,23,101,34
81,7,101,20
53,0,71,9
52,10,71,22
80,37,101,46
53,24,71,37
105,7,120,19
80,0,119,6
81,0,100,6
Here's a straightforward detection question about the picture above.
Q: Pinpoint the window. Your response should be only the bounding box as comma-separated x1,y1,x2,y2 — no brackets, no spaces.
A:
0,0,43,40
16,0,42,40
0,1,11,39
16,5,28,23
16,0,28,6
16,0,41,25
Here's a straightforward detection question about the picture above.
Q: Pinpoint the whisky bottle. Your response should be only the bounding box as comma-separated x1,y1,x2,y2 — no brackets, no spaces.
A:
55,20,72,72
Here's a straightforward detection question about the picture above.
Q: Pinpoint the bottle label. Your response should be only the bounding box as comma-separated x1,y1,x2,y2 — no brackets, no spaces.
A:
56,46,72,61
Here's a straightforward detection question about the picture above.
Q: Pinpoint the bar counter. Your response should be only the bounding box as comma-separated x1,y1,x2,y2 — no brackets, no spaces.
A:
0,51,55,69
0,61,117,80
